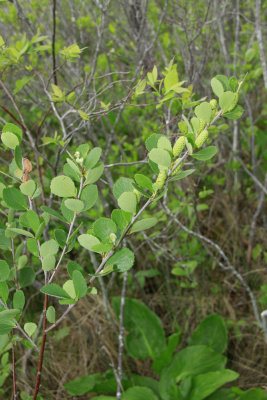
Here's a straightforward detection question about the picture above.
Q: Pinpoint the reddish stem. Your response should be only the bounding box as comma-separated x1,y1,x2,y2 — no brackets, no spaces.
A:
32,294,48,399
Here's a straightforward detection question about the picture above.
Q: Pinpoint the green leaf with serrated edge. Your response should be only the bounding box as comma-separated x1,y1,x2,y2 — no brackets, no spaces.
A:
18,267,35,288
149,148,172,168
229,76,239,92
168,169,195,182
157,136,172,151
84,147,102,170
13,290,25,311
223,105,244,120
105,248,134,272
40,206,67,223
42,255,56,271
14,146,22,169
73,270,87,299
40,283,71,299
219,91,237,113
134,174,153,192
81,184,98,211
0,281,9,303
50,175,76,198
64,198,84,213
20,180,36,197
195,102,212,123
24,322,37,337
145,133,161,151
85,162,104,185
0,260,10,282
6,228,34,238
19,210,40,233
40,239,59,257
131,218,158,233
78,234,100,251
211,78,224,97
3,187,28,210
67,261,85,279
63,280,76,299
54,229,67,248
0,316,16,335
1,131,19,149
113,177,134,199
93,218,117,243
46,306,56,323
2,123,22,142
192,146,217,161
216,74,229,90
118,192,136,214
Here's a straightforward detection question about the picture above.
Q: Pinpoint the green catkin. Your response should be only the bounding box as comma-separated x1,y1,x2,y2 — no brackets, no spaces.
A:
173,136,186,158
155,169,167,189
133,189,141,203
195,129,209,148
210,99,217,110
171,158,183,175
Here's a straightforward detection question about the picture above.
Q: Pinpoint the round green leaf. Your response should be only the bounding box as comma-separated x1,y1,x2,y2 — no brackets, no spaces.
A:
46,306,56,323
131,218,158,233
157,136,172,151
78,234,100,251
40,239,59,257
1,131,19,149
63,280,76,299
194,102,212,123
50,175,76,198
80,184,98,211
19,210,40,233
42,255,56,271
211,78,224,97
2,123,22,142
113,177,134,200
18,267,36,288
149,148,171,168
64,198,84,213
0,260,10,282
85,163,104,185
93,218,117,242
20,180,36,197
26,238,39,257
219,91,237,113
192,146,217,161
84,147,102,170
118,192,136,214
24,322,37,337
13,290,25,311
105,248,134,272
3,187,28,211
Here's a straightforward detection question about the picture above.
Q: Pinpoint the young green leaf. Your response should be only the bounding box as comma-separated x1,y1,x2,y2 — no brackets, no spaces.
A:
24,322,37,337
168,169,195,182
42,255,56,271
64,199,84,213
149,148,172,169
84,147,102,170
46,306,56,323
93,218,117,243
80,184,98,211
40,239,59,257
191,146,217,161
194,102,212,124
131,218,158,233
19,210,40,233
40,283,71,299
0,260,10,282
13,290,25,311
118,192,136,214
20,180,36,197
73,270,87,299
105,248,135,272
85,162,104,185
78,234,100,251
211,77,224,97
50,175,76,198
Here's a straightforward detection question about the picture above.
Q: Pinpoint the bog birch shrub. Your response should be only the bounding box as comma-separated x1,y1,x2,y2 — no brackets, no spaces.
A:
0,61,250,398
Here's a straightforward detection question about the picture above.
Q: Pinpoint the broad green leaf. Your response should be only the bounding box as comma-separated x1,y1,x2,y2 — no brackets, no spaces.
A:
219,91,237,113
42,255,56,271
112,297,166,360
18,267,36,288
239,388,267,400
85,162,104,185
164,68,178,93
78,234,100,251
63,163,81,183
60,200,74,222
0,182,6,198
192,146,217,161
159,346,226,400
189,314,227,353
3,187,28,210
6,228,34,238
168,169,195,182
67,261,85,279
2,123,22,142
223,105,244,120
194,102,212,123
149,148,172,168
0,260,10,282
145,134,161,151
63,280,76,299
13,290,25,311
64,374,100,395
84,147,102,170
19,210,40,233
131,218,158,233
113,177,134,199
92,243,113,254
123,386,158,400
14,146,22,169
0,315,16,335
64,198,84,213
211,78,224,97
73,270,87,299
229,76,239,92
54,229,67,248
35,220,45,240
20,180,36,197
24,322,37,337
0,282,9,303
46,306,56,323
40,283,71,299
105,248,134,272
216,75,229,90
26,238,39,257
40,239,59,257
135,174,153,192
66,158,80,174
118,192,136,214
157,136,172,151
152,332,181,374
93,218,117,242
50,175,76,198
111,209,132,230
189,370,238,400
81,184,98,211
1,131,19,149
